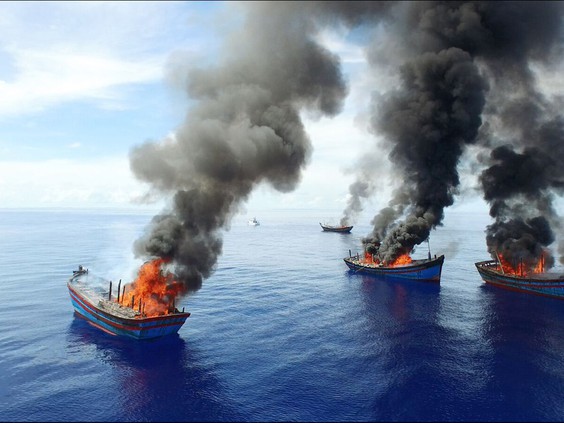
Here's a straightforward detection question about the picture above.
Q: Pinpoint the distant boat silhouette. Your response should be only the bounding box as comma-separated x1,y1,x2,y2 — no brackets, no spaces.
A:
319,222,352,233
248,217,260,226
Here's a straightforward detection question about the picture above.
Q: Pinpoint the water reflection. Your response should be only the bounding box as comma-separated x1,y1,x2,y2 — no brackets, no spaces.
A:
357,274,441,321
355,272,564,421
67,315,242,421
354,275,446,420
474,285,564,421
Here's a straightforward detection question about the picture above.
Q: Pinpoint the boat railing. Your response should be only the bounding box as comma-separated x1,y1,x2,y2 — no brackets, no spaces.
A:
476,260,499,269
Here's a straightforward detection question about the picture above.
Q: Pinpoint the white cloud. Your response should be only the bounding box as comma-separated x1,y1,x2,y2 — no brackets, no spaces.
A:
0,47,164,117
0,2,403,214
0,157,162,209
0,1,214,119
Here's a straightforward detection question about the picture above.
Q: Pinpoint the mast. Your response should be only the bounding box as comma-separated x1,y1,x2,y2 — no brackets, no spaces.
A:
495,251,505,274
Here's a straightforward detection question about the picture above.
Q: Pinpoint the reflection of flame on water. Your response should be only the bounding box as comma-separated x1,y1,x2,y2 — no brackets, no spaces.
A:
363,252,413,267
119,259,185,317
497,252,545,277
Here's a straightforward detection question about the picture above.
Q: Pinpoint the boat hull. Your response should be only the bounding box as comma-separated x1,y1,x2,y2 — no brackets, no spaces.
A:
68,281,190,340
344,254,444,283
320,223,353,233
475,260,564,300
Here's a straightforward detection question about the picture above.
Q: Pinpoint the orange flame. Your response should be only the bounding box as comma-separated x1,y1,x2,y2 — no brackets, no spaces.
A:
497,253,545,276
362,252,414,267
389,254,413,267
119,258,184,317
534,254,545,273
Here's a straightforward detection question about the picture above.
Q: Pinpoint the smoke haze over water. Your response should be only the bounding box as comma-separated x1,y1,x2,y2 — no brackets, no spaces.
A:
130,1,564,293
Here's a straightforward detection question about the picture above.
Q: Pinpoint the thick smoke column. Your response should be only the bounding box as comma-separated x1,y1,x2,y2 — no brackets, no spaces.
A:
367,47,486,263
480,121,564,269
129,0,564,295
341,1,564,265
345,2,490,263
130,3,348,293
472,1,564,270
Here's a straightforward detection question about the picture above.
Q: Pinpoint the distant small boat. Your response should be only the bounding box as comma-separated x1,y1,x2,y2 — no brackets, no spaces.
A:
248,217,260,226
319,223,353,233
475,260,564,300
344,253,445,283
67,265,190,339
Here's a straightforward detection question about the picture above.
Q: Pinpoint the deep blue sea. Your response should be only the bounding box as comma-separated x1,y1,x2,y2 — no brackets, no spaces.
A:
1,208,564,422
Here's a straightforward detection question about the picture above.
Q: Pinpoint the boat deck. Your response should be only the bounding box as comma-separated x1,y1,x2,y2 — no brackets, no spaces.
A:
476,260,564,281
67,266,191,339
344,254,444,283
69,273,142,319
345,257,424,268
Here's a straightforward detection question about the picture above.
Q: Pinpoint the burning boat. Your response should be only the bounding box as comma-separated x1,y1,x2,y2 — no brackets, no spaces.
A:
67,263,190,339
475,254,564,300
320,223,353,233
344,250,445,283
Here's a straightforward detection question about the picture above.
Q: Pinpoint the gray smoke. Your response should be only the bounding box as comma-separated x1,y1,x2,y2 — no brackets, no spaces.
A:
349,1,564,265
472,1,564,270
373,47,487,263
340,180,373,227
130,2,349,292
130,1,564,290
480,120,564,269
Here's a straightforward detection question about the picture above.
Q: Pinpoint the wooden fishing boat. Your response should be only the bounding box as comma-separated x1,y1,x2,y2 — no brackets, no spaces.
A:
475,260,564,300
344,253,445,283
319,223,353,233
67,266,190,339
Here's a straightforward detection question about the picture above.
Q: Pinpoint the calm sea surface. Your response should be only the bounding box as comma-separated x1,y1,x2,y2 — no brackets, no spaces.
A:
1,208,563,422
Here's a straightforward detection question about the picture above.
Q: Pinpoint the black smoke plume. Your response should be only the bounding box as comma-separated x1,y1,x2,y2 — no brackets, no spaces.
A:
130,2,349,293
337,1,564,266
472,1,564,270
129,1,564,295
480,120,564,269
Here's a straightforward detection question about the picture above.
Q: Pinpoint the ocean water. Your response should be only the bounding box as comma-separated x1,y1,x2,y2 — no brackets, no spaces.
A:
1,208,564,422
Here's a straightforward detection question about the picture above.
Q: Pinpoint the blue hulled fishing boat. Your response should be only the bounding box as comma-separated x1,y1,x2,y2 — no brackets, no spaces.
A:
320,223,353,233
475,259,564,300
68,266,190,339
344,253,445,283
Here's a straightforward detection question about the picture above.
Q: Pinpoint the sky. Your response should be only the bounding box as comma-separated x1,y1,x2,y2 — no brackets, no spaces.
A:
0,1,492,218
